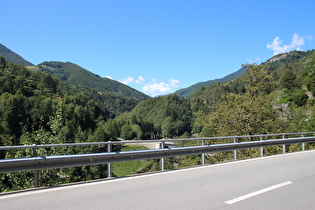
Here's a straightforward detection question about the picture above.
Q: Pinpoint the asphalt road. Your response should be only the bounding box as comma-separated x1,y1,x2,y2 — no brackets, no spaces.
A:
1,150,315,210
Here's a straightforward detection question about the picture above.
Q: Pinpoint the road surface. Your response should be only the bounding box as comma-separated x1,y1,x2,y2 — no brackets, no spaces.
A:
1,150,315,209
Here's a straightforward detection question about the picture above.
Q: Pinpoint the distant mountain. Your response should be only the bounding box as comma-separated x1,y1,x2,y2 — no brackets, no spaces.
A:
38,61,150,101
175,66,247,98
0,44,34,66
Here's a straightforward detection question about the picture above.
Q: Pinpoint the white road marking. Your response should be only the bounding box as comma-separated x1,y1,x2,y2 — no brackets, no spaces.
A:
225,181,293,205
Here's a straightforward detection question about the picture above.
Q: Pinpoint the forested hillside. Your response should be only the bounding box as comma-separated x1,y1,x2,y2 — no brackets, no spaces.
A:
37,61,150,117
0,57,108,146
175,66,247,98
0,57,150,191
0,44,34,66
117,94,192,138
0,56,155,148
38,61,149,101
0,43,150,117
192,50,315,136
116,50,315,139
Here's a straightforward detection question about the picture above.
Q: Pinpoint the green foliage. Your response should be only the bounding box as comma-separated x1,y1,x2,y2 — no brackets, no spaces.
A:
278,71,297,90
197,93,282,136
192,51,315,136
120,124,135,140
302,53,315,95
0,58,113,191
117,94,192,138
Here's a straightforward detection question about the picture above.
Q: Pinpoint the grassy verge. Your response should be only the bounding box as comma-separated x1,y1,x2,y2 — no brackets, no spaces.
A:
111,144,158,177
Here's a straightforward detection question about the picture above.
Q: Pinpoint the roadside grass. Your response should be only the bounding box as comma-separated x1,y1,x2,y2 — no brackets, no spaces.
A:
112,144,157,177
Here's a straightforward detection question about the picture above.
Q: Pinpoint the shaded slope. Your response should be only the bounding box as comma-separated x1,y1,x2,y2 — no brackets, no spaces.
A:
0,44,34,66
175,66,246,98
38,61,149,100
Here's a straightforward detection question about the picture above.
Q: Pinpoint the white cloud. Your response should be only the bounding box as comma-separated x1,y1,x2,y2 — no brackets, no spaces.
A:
121,76,145,84
169,79,181,87
135,76,145,84
105,76,112,79
246,57,261,64
120,76,181,97
142,78,181,97
121,76,135,84
266,33,311,55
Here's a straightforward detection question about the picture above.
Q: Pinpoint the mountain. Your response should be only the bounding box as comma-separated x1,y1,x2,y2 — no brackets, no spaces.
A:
189,50,315,115
176,50,315,98
0,43,149,117
37,61,150,117
0,43,149,101
38,61,149,101
175,66,247,98
0,44,34,66
115,49,315,139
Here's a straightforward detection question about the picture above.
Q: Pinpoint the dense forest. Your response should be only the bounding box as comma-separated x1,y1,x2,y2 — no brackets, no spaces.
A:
1,47,315,192
0,57,136,190
37,61,150,118
117,50,315,139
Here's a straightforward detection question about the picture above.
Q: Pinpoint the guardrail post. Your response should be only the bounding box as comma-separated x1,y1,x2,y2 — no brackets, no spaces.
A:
107,141,112,178
32,144,39,188
260,135,264,157
233,137,237,160
302,133,305,151
160,140,165,171
201,138,205,165
282,134,286,153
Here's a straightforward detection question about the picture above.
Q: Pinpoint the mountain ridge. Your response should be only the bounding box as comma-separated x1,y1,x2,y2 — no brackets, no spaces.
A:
2,43,314,101
0,43,149,101
0,44,34,66
38,61,149,100
175,66,247,98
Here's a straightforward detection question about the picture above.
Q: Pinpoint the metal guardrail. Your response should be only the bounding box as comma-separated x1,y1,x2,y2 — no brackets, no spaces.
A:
1,132,314,151
1,132,315,188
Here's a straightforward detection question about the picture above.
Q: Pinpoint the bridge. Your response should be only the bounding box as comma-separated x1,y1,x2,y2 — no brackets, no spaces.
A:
1,132,315,209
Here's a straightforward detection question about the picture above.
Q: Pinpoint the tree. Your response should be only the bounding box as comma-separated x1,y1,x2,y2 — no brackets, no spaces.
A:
303,53,315,94
279,71,297,90
132,124,143,139
243,64,274,97
120,124,135,140
197,64,282,136
0,56,6,69
103,119,119,139
161,117,174,137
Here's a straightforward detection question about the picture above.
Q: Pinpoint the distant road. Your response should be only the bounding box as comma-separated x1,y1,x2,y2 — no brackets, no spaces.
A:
1,150,315,209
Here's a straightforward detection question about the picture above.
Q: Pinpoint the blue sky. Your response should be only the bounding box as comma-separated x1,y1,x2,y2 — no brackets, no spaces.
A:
1,0,315,97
